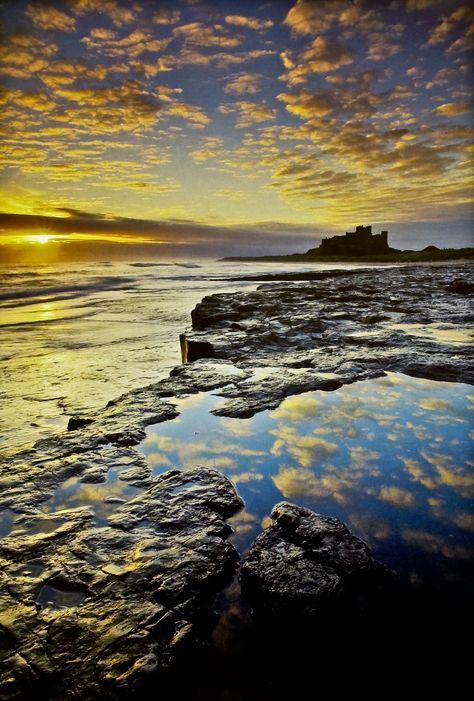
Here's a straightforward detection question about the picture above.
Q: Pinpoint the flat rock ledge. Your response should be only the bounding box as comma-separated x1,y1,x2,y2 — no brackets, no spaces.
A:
182,265,474,417
241,502,387,620
0,467,243,701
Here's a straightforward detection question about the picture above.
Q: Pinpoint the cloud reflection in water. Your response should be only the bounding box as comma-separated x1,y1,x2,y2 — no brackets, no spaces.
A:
141,372,473,587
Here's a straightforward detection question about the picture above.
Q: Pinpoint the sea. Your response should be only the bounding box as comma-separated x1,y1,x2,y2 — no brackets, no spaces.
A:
0,258,382,453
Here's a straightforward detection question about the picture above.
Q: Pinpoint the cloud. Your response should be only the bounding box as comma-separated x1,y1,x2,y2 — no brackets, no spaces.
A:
278,89,337,117
326,69,378,86
81,29,171,57
281,36,354,84
272,467,343,500
284,0,342,35
171,47,275,71
418,398,453,410
421,450,474,498
231,471,264,484
0,32,58,78
68,0,139,26
301,36,354,72
402,458,438,489
270,395,324,422
366,36,402,61
190,136,224,162
423,5,473,48
270,425,338,467
37,58,129,86
26,3,77,32
224,72,263,95
379,486,416,507
434,101,472,116
152,8,181,25
165,101,211,128
173,22,242,48
0,211,324,259
218,101,277,128
453,512,474,531
224,15,274,30
401,528,472,559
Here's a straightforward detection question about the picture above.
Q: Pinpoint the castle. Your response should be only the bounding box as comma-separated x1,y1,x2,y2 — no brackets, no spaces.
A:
307,225,391,256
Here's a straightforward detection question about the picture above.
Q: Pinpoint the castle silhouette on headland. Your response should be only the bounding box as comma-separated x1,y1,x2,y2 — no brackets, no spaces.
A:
307,224,392,256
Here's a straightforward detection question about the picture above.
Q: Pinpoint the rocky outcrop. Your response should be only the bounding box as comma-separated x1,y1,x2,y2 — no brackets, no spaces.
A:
0,467,243,701
181,265,474,416
241,502,386,620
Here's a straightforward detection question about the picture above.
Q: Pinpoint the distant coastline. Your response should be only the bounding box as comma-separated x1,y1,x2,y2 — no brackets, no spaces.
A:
221,248,474,263
221,224,474,263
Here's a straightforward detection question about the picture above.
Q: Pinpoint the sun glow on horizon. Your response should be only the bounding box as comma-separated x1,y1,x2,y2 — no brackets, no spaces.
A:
25,234,51,244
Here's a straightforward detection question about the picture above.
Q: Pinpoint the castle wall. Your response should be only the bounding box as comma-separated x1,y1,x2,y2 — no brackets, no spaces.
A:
318,225,390,256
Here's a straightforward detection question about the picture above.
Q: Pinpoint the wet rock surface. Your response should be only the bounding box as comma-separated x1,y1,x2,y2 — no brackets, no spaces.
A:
0,467,243,700
184,264,474,416
241,502,386,618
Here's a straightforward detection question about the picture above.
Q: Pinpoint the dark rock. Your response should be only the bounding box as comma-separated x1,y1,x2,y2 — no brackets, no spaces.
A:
241,502,386,619
446,279,474,295
180,333,216,363
67,417,94,431
0,467,243,700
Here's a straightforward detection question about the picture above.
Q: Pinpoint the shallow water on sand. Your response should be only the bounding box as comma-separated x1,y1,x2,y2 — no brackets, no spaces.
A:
1,259,387,452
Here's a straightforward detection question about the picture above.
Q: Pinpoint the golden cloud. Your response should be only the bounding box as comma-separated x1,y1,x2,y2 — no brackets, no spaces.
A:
418,398,453,410
225,15,274,30
173,22,242,48
218,101,277,128
166,101,211,128
152,8,181,25
366,36,402,62
379,486,416,507
68,0,138,27
191,136,224,162
278,89,337,117
284,0,342,35
421,450,474,498
81,29,171,57
224,72,263,95
301,36,354,72
26,4,77,32
434,101,472,116
271,425,338,467
402,458,438,489
273,467,333,499
270,394,324,422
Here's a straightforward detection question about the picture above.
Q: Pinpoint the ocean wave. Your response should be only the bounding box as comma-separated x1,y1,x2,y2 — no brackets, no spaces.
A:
128,262,202,269
0,276,138,306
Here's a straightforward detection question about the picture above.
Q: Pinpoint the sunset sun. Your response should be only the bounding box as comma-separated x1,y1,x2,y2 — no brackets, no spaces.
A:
25,234,51,244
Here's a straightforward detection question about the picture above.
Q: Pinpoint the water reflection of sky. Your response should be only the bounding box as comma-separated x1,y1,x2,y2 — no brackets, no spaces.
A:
141,373,474,591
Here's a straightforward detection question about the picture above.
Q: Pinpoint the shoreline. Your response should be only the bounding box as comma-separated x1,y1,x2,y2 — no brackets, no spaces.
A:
221,248,474,264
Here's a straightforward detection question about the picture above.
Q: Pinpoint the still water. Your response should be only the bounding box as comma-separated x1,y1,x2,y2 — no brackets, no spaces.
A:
140,372,473,589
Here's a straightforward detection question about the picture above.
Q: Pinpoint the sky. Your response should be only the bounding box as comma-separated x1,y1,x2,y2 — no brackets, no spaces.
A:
0,0,473,262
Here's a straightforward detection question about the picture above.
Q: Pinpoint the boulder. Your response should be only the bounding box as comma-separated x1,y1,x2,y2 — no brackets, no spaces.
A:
241,501,386,619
